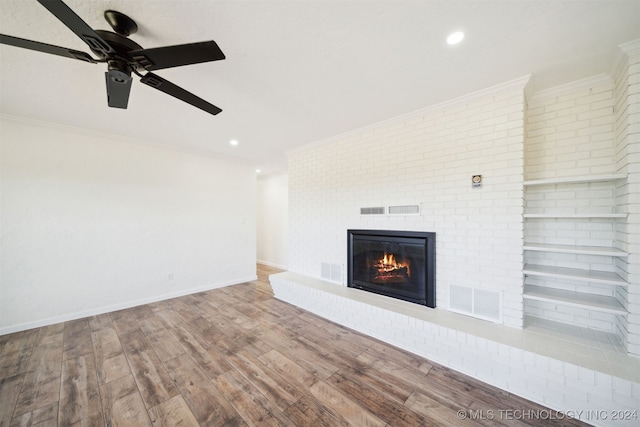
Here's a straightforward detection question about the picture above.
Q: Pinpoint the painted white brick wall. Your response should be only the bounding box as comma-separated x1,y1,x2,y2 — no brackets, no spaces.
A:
526,78,615,180
287,45,639,353
288,77,528,328
613,41,640,356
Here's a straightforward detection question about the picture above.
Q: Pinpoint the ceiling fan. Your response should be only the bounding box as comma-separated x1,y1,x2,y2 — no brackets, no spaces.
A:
0,0,225,115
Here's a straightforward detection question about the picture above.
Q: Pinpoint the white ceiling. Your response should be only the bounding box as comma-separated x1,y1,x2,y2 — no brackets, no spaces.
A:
1,1,639,174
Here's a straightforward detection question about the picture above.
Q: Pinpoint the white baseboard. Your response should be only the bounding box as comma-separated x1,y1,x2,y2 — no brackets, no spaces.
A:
0,275,258,336
257,260,288,270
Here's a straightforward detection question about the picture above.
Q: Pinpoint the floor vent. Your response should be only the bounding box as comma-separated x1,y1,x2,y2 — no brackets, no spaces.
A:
321,262,343,283
449,285,501,322
360,206,385,215
388,204,420,215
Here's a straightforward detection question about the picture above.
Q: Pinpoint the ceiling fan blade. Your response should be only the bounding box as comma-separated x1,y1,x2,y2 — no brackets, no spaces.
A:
37,0,113,56
0,33,96,63
105,70,133,109
140,73,222,115
130,41,225,71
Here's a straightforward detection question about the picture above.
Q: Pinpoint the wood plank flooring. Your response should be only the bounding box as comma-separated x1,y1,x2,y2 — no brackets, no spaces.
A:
0,264,587,426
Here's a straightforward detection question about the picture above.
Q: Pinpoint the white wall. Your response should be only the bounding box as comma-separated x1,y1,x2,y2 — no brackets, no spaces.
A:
0,116,257,333
287,77,528,328
256,173,288,269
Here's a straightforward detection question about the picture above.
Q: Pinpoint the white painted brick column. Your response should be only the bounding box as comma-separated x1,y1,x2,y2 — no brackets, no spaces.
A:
614,41,640,356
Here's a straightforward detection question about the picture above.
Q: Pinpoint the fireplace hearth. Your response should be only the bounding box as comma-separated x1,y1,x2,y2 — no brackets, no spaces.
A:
347,229,435,307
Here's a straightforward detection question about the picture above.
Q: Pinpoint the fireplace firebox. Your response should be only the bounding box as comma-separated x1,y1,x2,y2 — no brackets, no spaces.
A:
347,229,435,307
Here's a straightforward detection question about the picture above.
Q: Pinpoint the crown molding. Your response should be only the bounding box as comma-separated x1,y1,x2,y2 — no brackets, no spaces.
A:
528,74,613,103
611,39,640,80
618,39,640,56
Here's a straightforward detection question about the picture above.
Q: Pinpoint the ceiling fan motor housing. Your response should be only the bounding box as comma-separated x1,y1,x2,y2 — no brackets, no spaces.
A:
93,30,142,58
107,59,132,83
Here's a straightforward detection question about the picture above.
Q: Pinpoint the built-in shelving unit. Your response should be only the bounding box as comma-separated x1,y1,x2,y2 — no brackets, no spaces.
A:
523,174,628,333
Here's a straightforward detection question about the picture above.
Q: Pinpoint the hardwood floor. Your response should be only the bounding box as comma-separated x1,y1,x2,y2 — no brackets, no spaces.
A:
0,264,587,426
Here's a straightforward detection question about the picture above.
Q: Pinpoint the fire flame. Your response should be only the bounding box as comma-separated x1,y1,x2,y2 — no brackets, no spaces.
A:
375,252,410,275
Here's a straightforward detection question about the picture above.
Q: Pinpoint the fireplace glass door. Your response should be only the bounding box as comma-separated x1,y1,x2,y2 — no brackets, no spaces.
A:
348,230,435,307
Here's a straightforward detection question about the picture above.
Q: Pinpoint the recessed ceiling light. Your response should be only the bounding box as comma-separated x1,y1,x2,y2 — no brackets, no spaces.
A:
447,31,465,45
229,139,239,146
256,169,261,173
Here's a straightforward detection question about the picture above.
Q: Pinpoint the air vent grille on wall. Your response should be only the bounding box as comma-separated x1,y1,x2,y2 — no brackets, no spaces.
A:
388,204,421,215
321,262,343,283
473,289,501,320
449,285,501,322
360,207,385,215
450,285,473,313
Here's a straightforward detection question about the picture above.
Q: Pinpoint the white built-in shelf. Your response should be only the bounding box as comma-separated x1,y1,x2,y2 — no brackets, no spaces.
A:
523,264,628,286
522,172,629,334
523,174,627,186
523,243,629,257
524,316,625,353
524,213,627,219
524,285,627,315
